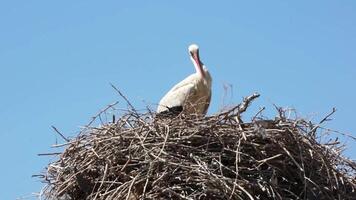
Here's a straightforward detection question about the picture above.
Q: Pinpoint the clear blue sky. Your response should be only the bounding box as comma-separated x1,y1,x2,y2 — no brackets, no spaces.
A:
0,1,355,199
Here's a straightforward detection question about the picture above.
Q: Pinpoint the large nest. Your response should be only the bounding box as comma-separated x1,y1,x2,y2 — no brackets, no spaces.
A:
39,93,356,200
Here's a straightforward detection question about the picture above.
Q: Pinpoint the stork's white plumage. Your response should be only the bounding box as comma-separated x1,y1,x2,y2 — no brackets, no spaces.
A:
157,44,212,116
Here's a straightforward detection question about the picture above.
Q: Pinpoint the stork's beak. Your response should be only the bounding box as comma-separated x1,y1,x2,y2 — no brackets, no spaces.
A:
192,53,200,66
192,51,205,77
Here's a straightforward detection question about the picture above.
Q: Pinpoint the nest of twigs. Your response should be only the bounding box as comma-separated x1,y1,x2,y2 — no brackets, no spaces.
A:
39,93,356,200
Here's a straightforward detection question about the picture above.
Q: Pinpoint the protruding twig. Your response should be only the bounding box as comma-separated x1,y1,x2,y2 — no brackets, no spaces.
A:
86,101,119,128
252,107,265,122
310,107,337,136
217,92,260,118
51,126,69,142
38,152,62,156
273,103,285,120
237,92,260,114
110,83,138,115
231,92,260,124
319,107,337,124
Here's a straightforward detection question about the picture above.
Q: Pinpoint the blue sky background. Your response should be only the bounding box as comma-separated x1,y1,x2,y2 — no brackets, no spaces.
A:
0,1,355,199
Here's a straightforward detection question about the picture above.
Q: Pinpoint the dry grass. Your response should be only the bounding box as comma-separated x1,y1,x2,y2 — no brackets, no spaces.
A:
38,93,356,200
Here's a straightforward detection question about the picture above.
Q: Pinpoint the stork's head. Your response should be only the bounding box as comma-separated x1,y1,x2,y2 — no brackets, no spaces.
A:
188,44,199,55
188,44,205,77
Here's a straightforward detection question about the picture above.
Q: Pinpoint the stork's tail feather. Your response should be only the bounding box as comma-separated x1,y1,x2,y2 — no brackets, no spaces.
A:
156,106,183,118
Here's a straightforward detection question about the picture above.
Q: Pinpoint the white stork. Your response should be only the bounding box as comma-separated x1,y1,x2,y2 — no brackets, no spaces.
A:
157,44,212,116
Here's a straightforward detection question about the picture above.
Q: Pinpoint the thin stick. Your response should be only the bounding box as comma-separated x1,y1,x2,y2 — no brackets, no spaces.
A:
86,101,119,128
51,126,69,142
319,107,337,124
252,107,265,121
110,83,138,114
38,152,62,156
310,107,337,136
